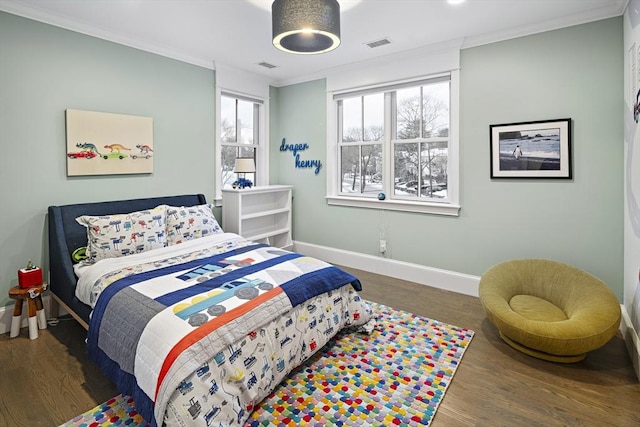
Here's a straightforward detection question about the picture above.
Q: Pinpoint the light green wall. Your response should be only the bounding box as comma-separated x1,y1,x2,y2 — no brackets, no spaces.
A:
269,85,282,184
459,16,623,295
0,12,624,309
271,17,624,300
0,12,216,307
271,79,334,240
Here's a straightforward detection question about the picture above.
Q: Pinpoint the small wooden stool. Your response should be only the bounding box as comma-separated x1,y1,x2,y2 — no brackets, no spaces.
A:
8,284,48,339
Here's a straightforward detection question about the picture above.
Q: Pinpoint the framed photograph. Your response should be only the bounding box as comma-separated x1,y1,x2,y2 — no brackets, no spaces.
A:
490,118,571,179
66,109,154,176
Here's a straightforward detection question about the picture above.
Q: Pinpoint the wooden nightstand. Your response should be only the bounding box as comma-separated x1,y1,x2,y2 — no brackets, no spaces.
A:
8,284,48,339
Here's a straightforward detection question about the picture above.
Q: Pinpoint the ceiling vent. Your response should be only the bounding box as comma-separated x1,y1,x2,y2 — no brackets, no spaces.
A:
365,38,391,48
257,61,278,69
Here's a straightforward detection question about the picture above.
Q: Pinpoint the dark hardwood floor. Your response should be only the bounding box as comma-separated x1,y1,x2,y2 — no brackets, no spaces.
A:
1,267,638,426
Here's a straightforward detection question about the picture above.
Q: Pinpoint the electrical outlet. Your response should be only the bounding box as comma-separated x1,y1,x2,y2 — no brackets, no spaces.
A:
379,239,387,254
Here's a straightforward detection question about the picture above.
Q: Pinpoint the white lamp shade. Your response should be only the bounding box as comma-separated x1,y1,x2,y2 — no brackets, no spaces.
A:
234,158,256,173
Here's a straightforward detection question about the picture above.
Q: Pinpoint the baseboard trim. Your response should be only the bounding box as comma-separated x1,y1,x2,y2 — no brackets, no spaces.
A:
0,294,52,335
293,240,481,297
620,305,640,381
0,293,68,335
293,240,639,381
5,250,635,382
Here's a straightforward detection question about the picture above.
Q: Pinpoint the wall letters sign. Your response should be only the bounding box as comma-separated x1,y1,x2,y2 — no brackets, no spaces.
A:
280,138,322,174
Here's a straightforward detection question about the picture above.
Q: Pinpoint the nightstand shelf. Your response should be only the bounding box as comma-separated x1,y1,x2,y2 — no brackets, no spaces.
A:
222,185,293,250
241,207,290,220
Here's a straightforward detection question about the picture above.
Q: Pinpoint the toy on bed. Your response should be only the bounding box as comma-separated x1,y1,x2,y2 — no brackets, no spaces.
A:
47,194,374,427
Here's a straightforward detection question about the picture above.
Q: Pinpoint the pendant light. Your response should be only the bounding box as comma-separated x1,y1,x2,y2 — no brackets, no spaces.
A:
272,0,341,54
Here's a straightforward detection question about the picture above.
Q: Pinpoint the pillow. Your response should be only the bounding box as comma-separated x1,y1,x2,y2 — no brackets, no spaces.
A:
165,203,222,245
76,205,167,263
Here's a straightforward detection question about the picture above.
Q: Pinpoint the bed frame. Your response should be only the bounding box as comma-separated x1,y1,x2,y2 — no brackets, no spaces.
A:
47,194,207,329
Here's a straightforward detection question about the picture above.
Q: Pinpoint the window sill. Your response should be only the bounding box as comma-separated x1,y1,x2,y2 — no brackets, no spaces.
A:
326,196,460,216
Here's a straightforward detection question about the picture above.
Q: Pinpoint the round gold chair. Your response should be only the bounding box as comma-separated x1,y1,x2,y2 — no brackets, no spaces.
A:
479,259,621,363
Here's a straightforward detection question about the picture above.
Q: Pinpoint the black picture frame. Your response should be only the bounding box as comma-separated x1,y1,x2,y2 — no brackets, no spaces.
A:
490,118,572,179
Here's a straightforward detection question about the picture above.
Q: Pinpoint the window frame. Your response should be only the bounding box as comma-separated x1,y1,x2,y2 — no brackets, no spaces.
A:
326,72,461,216
215,88,267,203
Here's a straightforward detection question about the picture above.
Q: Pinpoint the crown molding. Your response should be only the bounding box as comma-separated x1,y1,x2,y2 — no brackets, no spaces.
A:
461,1,627,49
268,2,627,87
1,0,628,87
271,38,463,88
0,0,214,70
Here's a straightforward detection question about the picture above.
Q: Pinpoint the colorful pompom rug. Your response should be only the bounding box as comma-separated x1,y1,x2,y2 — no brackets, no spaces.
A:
60,302,474,427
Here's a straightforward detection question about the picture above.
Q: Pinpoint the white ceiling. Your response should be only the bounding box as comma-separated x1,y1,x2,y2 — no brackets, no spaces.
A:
0,0,627,86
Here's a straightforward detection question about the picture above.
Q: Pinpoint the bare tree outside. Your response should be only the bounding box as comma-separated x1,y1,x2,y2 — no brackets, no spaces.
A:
394,84,449,198
338,82,449,198
221,118,235,143
220,96,259,188
342,126,383,192
396,92,448,139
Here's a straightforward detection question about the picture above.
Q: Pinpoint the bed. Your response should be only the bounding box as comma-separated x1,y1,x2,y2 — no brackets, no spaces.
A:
47,194,374,427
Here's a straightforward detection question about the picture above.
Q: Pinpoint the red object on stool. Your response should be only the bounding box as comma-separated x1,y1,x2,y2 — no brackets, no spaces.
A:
18,267,43,289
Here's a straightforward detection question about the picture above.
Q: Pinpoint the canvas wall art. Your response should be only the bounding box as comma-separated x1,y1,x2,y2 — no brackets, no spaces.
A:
66,109,154,176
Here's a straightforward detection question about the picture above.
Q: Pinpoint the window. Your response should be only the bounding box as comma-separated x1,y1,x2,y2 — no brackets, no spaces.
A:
393,81,449,199
339,93,384,195
220,92,262,189
328,72,460,216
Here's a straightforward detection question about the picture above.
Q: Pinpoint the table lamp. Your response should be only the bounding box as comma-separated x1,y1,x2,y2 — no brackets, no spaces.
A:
233,158,256,189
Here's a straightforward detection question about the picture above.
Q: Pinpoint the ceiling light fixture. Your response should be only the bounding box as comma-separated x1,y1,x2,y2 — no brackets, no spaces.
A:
272,0,341,55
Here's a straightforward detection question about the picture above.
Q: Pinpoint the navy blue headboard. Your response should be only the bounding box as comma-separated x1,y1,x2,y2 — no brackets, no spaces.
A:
47,194,207,326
